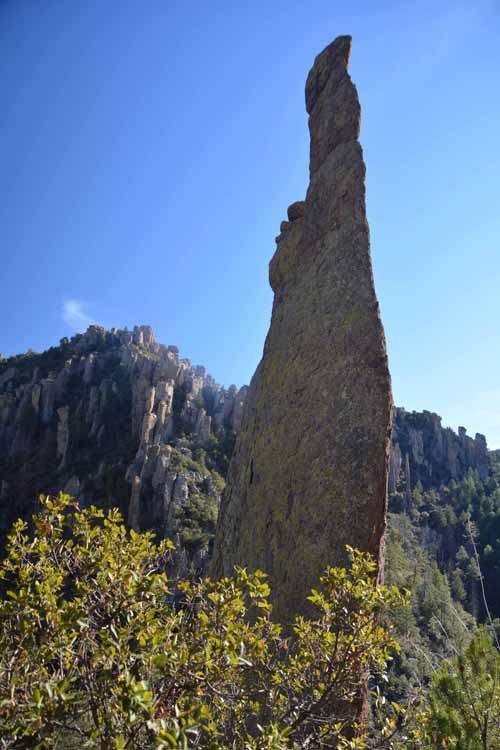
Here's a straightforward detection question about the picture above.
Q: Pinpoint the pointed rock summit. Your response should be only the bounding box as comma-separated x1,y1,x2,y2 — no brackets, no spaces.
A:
212,36,393,624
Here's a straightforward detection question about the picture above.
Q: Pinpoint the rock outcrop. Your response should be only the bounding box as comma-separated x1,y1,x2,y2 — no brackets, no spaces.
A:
211,36,393,624
389,407,490,492
0,325,242,570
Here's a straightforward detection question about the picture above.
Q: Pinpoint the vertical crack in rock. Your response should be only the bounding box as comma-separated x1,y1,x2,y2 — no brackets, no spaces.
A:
211,36,393,625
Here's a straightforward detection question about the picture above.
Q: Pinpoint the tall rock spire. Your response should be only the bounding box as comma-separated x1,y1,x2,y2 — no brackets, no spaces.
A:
212,36,393,625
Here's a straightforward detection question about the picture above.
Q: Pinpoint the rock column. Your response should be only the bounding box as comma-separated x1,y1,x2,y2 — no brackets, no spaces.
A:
212,36,392,626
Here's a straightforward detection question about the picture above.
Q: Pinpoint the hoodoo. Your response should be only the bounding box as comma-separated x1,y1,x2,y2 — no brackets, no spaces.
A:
212,36,393,625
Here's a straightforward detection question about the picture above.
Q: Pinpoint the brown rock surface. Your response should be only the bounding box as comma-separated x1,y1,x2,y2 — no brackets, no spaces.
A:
287,201,305,222
211,36,393,625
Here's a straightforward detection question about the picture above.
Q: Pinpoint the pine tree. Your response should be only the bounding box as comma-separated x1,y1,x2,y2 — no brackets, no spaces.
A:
427,627,500,750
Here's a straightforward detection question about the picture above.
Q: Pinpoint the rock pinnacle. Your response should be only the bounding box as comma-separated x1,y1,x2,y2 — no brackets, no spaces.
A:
212,36,393,626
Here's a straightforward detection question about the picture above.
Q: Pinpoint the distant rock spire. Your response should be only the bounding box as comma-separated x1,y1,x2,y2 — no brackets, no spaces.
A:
211,36,393,625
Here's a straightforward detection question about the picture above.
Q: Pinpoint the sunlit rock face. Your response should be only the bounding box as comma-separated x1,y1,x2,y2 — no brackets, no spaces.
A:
0,324,244,573
212,36,393,625
389,407,490,492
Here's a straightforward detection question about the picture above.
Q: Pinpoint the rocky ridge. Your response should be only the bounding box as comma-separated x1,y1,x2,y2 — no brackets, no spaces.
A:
389,407,489,493
0,324,245,573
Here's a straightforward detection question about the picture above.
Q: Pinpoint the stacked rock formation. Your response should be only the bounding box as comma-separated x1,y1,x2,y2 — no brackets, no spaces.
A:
0,324,246,571
212,36,393,624
389,407,489,492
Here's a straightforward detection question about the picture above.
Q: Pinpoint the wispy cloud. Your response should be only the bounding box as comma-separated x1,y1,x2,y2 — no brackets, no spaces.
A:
62,299,94,332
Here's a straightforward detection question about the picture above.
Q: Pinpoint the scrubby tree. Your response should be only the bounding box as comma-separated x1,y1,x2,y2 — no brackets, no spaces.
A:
0,494,409,750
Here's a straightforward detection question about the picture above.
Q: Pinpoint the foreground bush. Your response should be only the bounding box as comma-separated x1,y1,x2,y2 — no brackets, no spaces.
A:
0,494,408,749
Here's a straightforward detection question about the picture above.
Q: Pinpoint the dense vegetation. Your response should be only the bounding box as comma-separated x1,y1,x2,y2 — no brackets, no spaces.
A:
381,451,500,706
428,626,500,749
2,496,500,748
0,495,409,749
389,451,500,620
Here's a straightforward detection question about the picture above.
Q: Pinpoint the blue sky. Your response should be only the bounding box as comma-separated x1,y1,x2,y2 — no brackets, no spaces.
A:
1,1,499,447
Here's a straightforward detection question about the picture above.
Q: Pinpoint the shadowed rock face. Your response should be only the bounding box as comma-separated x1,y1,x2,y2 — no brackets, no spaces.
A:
211,36,393,625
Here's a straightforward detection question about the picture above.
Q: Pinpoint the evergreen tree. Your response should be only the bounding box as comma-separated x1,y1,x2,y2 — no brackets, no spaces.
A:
427,627,500,750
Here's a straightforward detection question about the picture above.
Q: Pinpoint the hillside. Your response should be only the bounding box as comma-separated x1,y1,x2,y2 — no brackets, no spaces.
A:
0,325,244,575
1,326,499,636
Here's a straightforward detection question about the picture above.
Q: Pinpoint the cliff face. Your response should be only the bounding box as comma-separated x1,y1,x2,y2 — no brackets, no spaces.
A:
0,325,245,573
211,36,393,624
389,407,489,492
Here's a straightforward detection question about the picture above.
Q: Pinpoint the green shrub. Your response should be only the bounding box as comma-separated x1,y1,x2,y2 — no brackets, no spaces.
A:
0,494,409,749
